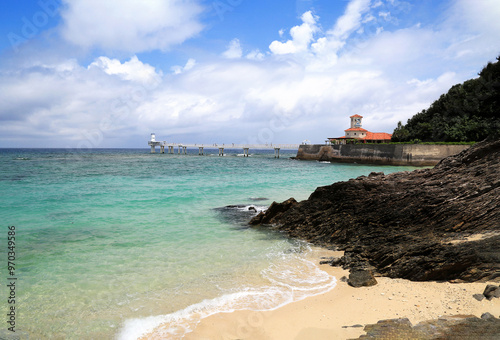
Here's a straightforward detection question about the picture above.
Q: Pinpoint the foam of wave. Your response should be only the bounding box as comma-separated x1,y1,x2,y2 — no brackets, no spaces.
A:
117,251,336,340
234,204,268,213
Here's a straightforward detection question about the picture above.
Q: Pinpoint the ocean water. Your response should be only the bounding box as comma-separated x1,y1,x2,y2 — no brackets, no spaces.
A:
0,148,419,339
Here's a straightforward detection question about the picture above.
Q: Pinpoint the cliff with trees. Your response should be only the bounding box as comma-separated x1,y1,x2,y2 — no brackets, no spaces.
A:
392,56,500,142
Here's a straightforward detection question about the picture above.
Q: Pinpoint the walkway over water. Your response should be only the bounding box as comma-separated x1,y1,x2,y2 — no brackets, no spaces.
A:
148,134,299,158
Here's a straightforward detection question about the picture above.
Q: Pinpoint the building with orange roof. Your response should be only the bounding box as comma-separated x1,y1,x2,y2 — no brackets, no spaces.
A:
328,115,392,144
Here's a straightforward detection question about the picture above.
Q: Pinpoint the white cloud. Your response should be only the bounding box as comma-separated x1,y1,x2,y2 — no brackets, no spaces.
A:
452,0,500,32
89,56,162,84
330,0,371,40
301,0,373,68
246,50,265,61
184,59,197,71
171,59,197,75
0,61,142,146
59,0,204,52
379,11,390,20
223,39,243,59
444,0,500,60
1,0,500,147
269,11,319,55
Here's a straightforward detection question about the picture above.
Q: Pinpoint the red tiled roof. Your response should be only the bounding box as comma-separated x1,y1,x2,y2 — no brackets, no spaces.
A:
350,114,363,118
345,127,368,132
328,132,392,141
362,132,392,140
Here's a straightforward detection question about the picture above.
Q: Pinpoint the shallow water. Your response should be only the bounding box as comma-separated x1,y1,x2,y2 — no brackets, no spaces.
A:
0,148,418,339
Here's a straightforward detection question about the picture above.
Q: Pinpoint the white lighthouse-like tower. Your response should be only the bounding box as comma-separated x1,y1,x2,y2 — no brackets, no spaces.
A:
148,133,161,153
350,115,363,128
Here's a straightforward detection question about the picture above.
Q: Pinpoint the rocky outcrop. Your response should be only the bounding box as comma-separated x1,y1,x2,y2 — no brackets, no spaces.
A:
250,198,297,225
354,314,500,339
250,140,500,282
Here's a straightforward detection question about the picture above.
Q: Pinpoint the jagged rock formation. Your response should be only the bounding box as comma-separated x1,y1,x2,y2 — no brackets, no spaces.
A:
354,314,500,339
250,140,500,282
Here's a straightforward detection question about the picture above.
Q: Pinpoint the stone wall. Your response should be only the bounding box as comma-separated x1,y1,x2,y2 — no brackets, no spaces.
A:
295,144,471,166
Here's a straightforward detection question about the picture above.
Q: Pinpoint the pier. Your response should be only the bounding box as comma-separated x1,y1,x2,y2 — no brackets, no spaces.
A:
148,134,297,158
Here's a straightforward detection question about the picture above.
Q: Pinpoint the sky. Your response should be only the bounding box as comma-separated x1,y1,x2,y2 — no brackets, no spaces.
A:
0,0,499,148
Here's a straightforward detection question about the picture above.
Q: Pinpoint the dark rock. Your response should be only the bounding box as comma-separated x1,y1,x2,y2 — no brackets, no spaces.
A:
249,211,265,225
358,318,414,339
348,269,378,288
248,206,257,212
249,197,297,225
473,293,485,301
340,276,348,282
483,285,500,300
481,312,495,320
342,324,364,328
319,256,344,266
330,257,344,266
250,140,500,282
355,315,500,339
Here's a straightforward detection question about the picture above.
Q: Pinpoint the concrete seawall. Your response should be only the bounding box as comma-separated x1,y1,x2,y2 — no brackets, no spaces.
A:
295,144,471,166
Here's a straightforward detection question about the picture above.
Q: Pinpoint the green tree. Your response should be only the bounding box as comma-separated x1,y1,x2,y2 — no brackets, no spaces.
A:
392,121,410,142
392,55,500,142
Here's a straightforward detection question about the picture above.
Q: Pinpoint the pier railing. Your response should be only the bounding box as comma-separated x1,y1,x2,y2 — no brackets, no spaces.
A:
148,141,300,158
160,143,299,149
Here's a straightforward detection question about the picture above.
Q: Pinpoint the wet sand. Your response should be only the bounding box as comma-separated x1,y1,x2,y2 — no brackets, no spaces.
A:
182,250,500,340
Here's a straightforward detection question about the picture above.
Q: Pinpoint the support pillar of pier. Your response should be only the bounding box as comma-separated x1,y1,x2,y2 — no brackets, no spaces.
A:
199,147,204,155
274,147,280,158
160,145,165,154
150,145,155,153
178,146,182,154
183,146,187,155
169,146,174,154
243,148,249,157
218,147,224,156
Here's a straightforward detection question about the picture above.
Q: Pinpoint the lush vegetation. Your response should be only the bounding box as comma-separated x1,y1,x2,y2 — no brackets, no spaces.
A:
392,56,500,142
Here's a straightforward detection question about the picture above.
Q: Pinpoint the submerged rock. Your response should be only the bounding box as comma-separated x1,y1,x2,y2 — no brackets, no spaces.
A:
250,140,500,282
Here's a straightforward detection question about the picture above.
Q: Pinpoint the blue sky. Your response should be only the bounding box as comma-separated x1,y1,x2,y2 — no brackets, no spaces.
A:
0,0,499,148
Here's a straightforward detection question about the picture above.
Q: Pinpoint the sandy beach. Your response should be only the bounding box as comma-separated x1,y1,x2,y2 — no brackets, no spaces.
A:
179,249,500,340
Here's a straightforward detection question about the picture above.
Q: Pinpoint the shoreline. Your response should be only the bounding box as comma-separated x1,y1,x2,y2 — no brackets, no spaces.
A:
127,247,339,340
181,249,500,340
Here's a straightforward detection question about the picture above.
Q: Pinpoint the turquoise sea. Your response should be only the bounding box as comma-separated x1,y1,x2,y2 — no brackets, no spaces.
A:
0,148,418,339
